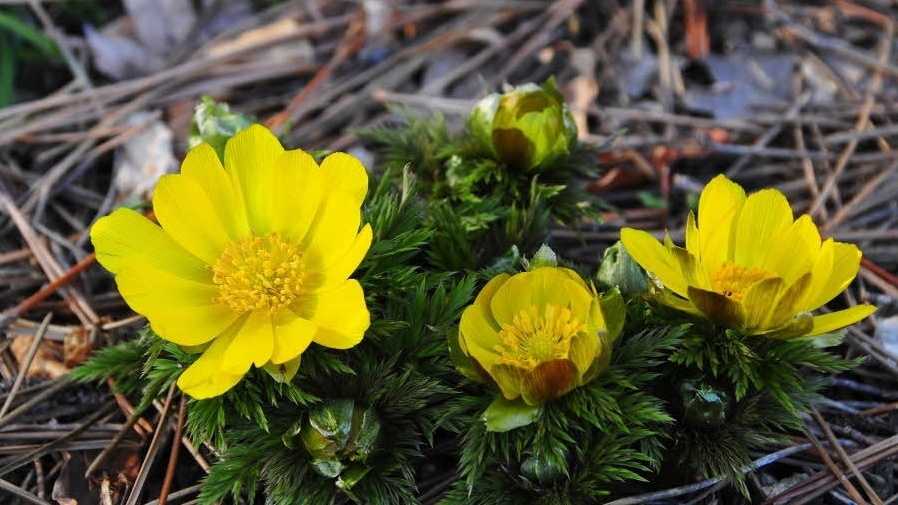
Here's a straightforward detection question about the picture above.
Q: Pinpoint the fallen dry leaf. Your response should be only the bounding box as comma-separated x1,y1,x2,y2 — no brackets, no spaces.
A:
9,336,68,379
113,112,178,202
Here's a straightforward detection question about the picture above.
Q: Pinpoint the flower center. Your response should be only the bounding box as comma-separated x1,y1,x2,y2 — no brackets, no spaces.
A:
709,262,773,302
494,305,585,371
212,233,305,313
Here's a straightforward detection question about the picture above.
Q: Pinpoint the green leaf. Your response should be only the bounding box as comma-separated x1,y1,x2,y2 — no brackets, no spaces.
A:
0,35,13,106
482,395,540,432
0,10,59,57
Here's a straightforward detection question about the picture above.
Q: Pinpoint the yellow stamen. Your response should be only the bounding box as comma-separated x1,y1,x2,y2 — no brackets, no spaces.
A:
709,262,773,302
212,233,304,313
494,305,584,371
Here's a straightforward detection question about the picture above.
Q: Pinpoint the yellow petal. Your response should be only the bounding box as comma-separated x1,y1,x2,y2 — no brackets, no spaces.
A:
588,297,607,338
494,360,578,406
489,268,591,326
670,246,710,290
269,149,322,240
800,241,862,312
310,225,372,292
474,273,510,320
697,175,745,266
90,208,207,279
652,287,705,317
767,272,812,329
270,309,316,364
568,330,600,378
684,211,700,258
176,325,245,399
808,305,876,336
152,173,232,264
306,280,369,349
319,152,369,206
487,363,523,401
621,228,688,297
762,215,821,283
741,277,785,332
222,310,274,373
459,304,503,371
767,312,814,339
178,143,250,239
688,286,745,327
302,193,362,267
224,124,285,233
115,260,238,346
733,188,793,268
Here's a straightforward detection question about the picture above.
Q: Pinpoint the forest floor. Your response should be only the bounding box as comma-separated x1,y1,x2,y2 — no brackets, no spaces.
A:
1,1,897,504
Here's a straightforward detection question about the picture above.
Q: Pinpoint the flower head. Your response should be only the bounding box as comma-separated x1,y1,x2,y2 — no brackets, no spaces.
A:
91,124,372,398
468,78,577,171
457,267,615,406
621,175,875,338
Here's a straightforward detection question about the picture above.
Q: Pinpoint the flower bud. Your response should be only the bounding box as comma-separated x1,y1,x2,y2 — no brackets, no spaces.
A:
299,399,381,482
468,78,577,171
189,96,254,162
676,377,732,429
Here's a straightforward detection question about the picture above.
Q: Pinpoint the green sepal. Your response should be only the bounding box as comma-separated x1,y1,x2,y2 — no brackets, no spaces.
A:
482,395,541,432
263,356,301,384
600,286,626,343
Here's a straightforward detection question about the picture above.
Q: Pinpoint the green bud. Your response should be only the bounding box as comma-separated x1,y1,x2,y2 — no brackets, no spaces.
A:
597,241,648,297
520,449,569,485
468,78,577,171
299,399,382,482
523,244,558,270
676,377,732,429
189,96,255,162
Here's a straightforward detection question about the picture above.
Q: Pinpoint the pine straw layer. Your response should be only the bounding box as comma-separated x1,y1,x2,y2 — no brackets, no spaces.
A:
1,1,897,504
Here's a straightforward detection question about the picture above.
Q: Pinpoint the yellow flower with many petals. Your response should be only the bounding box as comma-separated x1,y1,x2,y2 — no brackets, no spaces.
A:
621,174,875,338
90,124,372,399
457,267,615,406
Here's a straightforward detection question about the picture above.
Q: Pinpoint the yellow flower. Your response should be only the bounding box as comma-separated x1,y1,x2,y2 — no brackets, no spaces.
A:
621,175,875,338
90,124,372,399
457,267,614,406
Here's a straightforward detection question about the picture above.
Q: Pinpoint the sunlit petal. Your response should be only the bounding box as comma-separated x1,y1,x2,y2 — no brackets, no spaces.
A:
621,228,689,297
223,310,274,373
319,152,369,206
306,280,370,349
733,188,793,268
224,124,285,232
697,174,745,266
808,305,876,336
91,208,207,280
176,324,246,400
800,241,862,312
115,260,237,346
268,149,322,241
270,310,316,364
